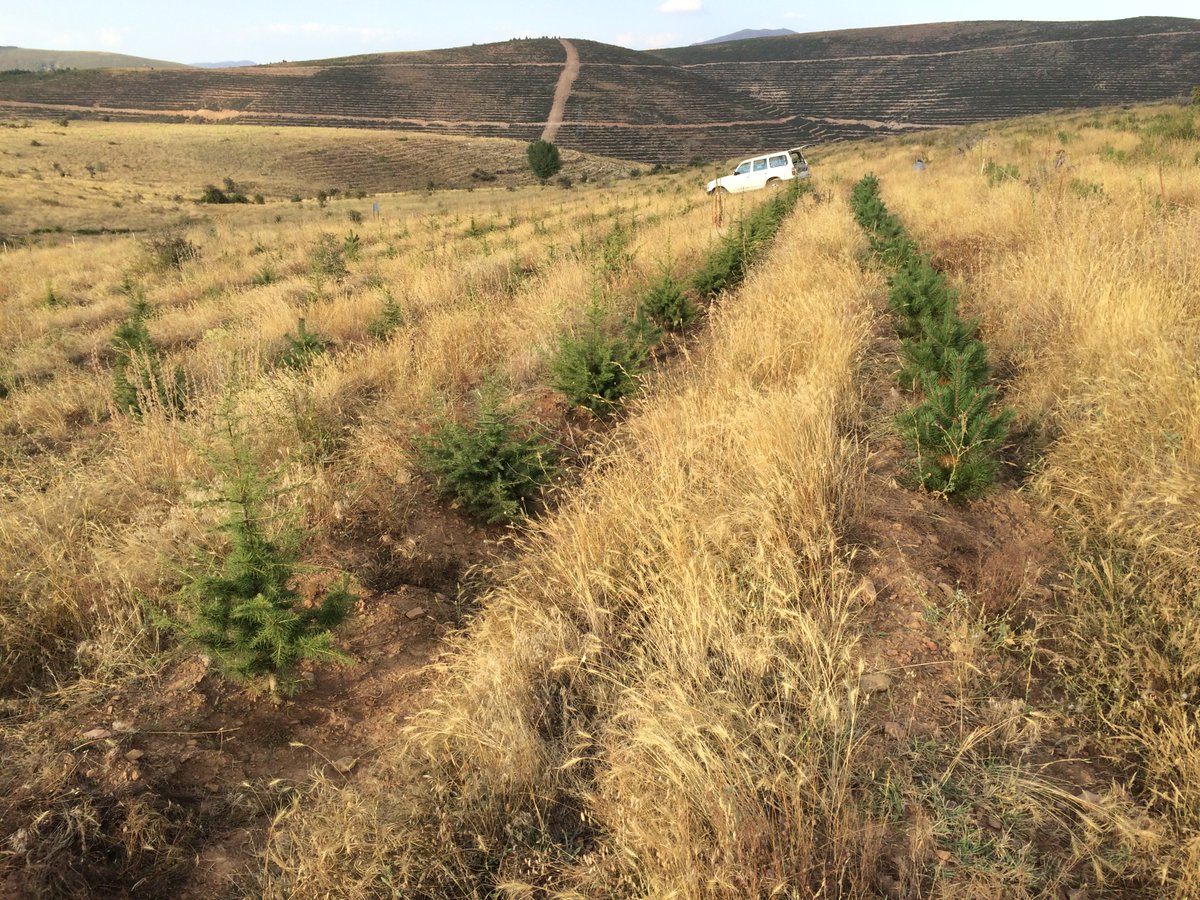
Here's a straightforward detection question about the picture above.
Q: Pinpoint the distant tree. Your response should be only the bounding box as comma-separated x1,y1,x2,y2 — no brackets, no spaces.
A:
527,140,562,180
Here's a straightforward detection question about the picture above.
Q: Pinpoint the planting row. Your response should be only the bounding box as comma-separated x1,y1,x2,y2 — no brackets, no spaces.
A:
850,173,1011,498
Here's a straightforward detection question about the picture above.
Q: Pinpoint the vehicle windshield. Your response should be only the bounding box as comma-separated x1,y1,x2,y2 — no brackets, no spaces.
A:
734,161,751,175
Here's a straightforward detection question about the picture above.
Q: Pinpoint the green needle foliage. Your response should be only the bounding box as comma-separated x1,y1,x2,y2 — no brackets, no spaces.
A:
167,417,354,694
896,351,1013,499
417,384,555,524
280,317,328,371
111,292,188,417
887,255,959,339
550,301,650,417
367,290,405,340
852,172,1011,499
898,310,989,391
640,266,698,332
526,139,562,180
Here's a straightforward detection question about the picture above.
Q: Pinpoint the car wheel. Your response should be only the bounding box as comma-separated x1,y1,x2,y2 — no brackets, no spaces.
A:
712,186,729,195
765,178,783,190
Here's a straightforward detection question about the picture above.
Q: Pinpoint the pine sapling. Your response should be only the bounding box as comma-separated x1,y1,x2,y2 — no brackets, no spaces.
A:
280,317,328,370
550,301,650,417
640,266,698,332
111,295,188,417
367,290,405,340
887,255,958,337
166,417,353,694
417,383,554,524
895,350,1013,499
898,311,989,390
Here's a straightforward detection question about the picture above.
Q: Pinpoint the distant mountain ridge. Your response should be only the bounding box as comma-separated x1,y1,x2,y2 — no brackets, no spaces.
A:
0,47,186,71
0,18,1197,163
695,28,798,45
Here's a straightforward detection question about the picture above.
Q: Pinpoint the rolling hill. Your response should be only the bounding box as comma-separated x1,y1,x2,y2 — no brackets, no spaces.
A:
0,46,187,71
0,17,1197,162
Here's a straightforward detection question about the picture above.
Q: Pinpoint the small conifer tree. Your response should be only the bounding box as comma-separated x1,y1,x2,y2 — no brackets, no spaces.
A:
111,293,187,417
895,350,1012,498
887,255,958,338
367,290,405,340
527,139,562,180
417,384,554,524
167,416,353,693
640,266,698,332
549,302,650,417
898,311,989,390
280,317,327,371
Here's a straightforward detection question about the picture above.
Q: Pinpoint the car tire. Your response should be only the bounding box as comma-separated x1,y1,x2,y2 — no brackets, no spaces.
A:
712,186,729,195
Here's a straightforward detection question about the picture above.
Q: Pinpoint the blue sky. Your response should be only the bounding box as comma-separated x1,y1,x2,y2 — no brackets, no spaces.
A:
2,1,1195,62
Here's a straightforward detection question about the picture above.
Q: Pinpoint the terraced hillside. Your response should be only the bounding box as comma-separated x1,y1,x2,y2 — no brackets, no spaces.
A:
0,19,1197,163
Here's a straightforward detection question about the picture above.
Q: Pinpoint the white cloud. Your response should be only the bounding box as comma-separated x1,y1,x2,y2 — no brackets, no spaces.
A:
658,0,702,12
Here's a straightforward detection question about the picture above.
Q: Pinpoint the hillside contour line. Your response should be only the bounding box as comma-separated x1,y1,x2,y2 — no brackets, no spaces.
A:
541,38,579,142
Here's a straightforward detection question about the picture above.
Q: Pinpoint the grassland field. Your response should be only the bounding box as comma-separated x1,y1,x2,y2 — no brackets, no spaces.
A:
1,101,1198,897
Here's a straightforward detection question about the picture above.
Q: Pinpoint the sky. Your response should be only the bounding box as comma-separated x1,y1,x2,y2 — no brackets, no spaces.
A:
2,0,1196,63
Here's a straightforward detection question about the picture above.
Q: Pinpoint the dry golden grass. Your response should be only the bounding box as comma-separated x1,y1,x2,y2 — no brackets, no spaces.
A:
3,102,1197,896
818,100,1200,890
263,193,879,897
0,118,635,236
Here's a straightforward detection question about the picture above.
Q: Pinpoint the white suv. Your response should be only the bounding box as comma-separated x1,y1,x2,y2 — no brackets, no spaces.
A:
706,148,809,194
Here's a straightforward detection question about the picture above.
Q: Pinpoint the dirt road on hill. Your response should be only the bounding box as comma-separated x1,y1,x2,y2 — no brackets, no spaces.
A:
541,38,580,142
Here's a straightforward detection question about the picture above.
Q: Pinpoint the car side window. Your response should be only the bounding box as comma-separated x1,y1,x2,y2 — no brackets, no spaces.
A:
734,161,751,175
753,158,768,172
769,155,788,168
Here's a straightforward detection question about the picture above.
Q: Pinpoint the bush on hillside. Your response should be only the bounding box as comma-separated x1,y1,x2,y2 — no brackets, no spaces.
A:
416,384,555,524
550,302,651,418
280,318,328,371
639,267,698,332
527,139,562,180
895,344,1012,499
143,234,200,272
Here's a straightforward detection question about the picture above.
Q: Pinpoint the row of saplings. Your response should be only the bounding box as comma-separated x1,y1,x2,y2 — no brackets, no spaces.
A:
850,174,1011,498
136,181,806,696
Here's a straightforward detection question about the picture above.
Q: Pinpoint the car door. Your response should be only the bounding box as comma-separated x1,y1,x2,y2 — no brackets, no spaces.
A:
729,159,753,192
749,156,770,190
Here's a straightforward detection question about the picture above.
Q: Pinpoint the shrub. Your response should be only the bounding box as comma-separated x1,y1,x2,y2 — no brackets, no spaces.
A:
280,317,327,371
983,160,1020,186
549,302,650,418
308,234,348,290
111,294,187,417
887,254,958,338
347,209,363,224
895,351,1012,498
343,230,362,261
251,265,278,286
163,417,353,693
367,290,405,340
640,267,698,332
417,385,554,524
198,183,249,204
143,234,199,272
527,139,562,179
